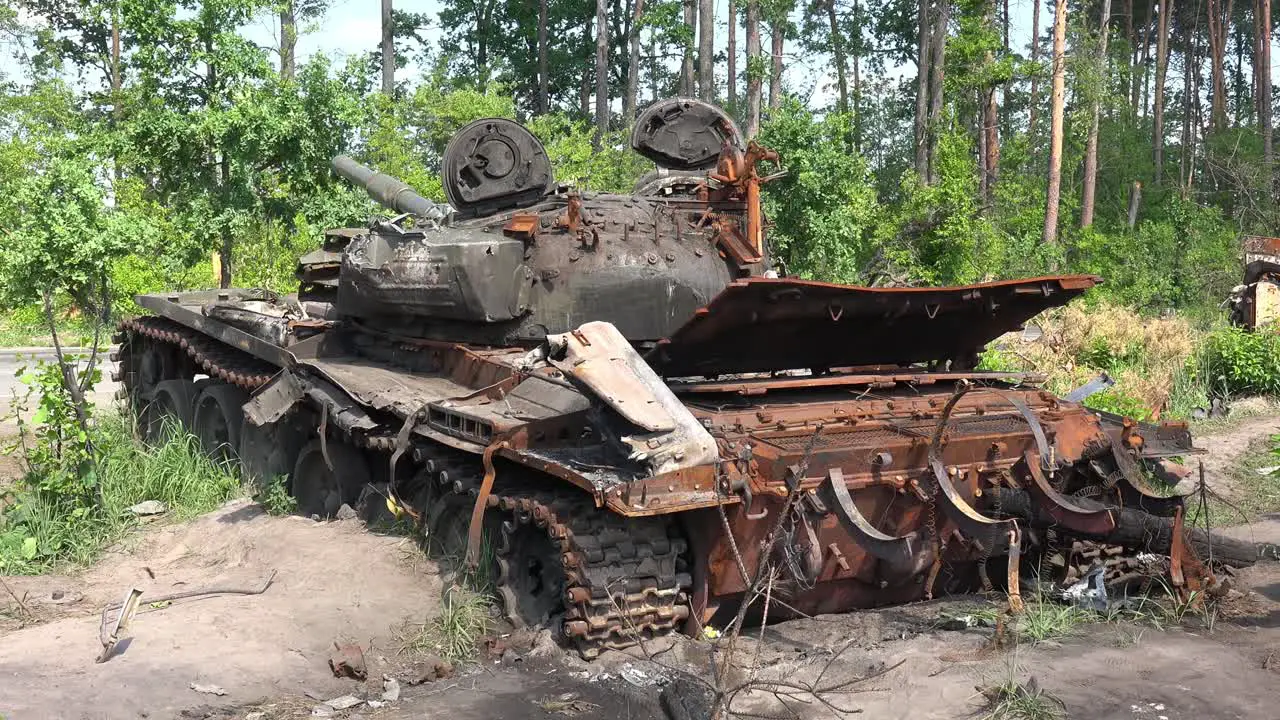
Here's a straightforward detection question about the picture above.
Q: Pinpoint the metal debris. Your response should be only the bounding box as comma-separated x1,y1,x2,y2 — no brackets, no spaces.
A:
328,643,367,680
324,695,363,710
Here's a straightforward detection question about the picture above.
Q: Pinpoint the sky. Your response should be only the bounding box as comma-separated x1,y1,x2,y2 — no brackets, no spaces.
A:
1,0,1274,109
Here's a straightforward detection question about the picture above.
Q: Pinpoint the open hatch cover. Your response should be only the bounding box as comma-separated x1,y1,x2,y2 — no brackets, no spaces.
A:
648,275,1101,377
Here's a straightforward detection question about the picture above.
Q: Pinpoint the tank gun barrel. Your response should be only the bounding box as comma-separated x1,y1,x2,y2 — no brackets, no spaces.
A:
331,155,444,220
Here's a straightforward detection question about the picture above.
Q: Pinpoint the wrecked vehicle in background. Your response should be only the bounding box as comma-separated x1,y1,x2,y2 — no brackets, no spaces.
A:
1227,235,1280,329
114,99,1251,658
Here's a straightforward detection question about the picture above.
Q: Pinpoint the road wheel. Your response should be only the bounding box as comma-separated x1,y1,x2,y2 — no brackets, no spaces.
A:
139,379,197,444
123,339,186,407
495,522,566,628
239,417,307,493
192,384,248,467
292,438,367,518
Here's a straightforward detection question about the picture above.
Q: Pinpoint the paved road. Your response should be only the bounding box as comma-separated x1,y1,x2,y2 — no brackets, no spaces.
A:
0,347,121,434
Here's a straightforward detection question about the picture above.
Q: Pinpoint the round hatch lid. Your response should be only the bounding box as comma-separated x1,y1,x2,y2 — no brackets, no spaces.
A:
630,98,744,170
443,118,555,214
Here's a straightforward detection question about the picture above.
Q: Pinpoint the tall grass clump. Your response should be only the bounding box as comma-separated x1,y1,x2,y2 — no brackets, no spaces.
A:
1,408,242,574
983,301,1206,419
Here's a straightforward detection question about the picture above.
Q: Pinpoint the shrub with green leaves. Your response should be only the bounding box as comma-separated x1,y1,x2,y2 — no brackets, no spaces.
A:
1197,326,1280,397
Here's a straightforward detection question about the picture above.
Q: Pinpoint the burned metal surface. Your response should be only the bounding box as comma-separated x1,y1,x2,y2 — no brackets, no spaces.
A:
1227,235,1280,328
115,98,1227,658
649,275,1102,377
442,118,554,215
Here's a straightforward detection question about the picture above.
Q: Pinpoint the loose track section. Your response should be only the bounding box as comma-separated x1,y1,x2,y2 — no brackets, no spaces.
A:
420,454,694,657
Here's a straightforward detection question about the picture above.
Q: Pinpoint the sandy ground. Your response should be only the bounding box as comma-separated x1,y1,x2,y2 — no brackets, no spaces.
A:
0,501,441,720
3,404,1280,719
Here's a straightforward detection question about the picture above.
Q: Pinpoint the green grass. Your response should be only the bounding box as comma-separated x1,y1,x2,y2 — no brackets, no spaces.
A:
0,412,243,573
0,314,100,349
397,584,492,664
980,677,1066,720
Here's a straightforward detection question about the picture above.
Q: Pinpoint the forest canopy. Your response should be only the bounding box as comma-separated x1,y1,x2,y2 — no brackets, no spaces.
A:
0,0,1275,316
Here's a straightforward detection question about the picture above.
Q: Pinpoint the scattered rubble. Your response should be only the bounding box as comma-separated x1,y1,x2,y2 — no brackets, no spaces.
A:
188,683,227,696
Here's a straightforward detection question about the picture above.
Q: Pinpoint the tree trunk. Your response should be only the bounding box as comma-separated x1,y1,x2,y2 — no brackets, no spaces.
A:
853,0,862,147
769,19,784,110
728,0,738,109
1029,0,1042,137
1180,15,1194,192
1152,0,1170,184
279,0,296,80
1259,0,1274,180
595,0,609,147
1128,180,1143,227
915,0,931,178
1135,0,1153,113
827,1,848,115
1081,0,1112,227
1125,0,1134,104
1207,0,1228,131
981,0,999,204
682,0,697,95
581,13,593,117
381,0,394,96
1043,0,1067,246
746,0,762,136
1002,0,1009,50
625,0,644,120
698,0,714,100
539,0,550,114
111,3,121,120
927,0,948,183
1141,1,1155,117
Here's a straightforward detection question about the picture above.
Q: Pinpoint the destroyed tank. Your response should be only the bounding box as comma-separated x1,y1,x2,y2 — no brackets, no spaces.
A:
115,99,1242,658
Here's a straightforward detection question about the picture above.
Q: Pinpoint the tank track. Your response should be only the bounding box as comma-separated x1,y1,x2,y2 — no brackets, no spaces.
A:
118,319,693,657
423,455,693,658
116,317,277,391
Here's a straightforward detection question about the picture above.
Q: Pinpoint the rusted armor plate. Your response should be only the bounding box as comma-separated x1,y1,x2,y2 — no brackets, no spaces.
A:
649,275,1102,377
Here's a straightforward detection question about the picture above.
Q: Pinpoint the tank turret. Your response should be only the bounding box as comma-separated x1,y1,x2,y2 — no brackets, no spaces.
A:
328,99,775,346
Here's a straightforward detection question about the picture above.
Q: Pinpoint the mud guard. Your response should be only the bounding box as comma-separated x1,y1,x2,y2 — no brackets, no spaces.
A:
819,467,923,565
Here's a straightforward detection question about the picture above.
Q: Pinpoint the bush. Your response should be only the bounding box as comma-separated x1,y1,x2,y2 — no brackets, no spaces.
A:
1198,326,1280,397
1,363,241,574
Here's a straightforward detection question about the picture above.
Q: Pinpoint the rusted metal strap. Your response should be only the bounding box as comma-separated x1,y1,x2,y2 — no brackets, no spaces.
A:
1022,451,1117,534
928,383,1017,553
1006,527,1024,614
388,406,428,520
466,440,508,568
820,467,921,564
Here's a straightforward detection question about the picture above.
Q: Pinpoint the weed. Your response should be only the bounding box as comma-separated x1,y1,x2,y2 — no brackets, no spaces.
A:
257,474,296,517
397,584,491,664
0,411,242,573
979,677,1066,720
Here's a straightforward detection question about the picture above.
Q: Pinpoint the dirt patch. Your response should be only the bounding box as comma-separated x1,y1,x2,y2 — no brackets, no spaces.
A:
1188,407,1280,512
0,499,442,719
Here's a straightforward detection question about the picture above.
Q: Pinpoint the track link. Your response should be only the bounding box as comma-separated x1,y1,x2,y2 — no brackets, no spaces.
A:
115,316,277,391
423,456,692,658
